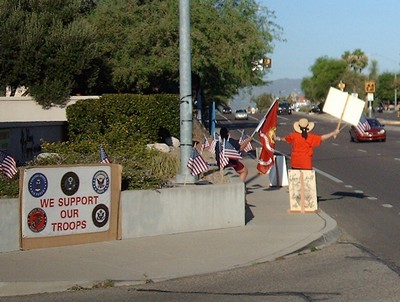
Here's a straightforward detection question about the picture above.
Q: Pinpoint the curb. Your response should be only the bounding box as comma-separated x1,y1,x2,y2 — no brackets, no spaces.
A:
308,211,340,249
288,210,339,257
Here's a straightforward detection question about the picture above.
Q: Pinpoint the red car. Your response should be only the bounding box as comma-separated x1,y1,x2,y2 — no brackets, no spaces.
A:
349,117,386,142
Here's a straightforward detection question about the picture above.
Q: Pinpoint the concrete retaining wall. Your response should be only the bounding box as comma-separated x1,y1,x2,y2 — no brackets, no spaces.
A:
0,175,245,252
0,198,20,252
121,180,244,239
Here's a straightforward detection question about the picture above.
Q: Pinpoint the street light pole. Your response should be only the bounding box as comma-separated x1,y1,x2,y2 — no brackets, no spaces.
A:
395,73,397,110
176,0,195,184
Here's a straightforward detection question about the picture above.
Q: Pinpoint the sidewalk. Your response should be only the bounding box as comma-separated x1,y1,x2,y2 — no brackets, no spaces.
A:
0,155,338,297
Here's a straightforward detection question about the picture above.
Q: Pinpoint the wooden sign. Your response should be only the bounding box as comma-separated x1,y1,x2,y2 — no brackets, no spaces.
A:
20,164,122,250
288,169,318,213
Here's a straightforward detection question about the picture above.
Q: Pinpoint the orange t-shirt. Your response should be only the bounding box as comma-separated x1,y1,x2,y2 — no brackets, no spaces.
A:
284,132,322,169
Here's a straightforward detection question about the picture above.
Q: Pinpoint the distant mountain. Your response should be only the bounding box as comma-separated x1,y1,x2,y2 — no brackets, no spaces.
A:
254,78,303,97
230,78,303,110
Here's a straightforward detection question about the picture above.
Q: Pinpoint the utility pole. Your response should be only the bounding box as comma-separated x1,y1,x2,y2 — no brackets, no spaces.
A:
395,73,397,110
176,0,195,184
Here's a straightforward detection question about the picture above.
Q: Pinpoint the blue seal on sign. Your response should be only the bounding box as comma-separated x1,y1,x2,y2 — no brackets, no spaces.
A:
92,170,110,194
28,173,48,198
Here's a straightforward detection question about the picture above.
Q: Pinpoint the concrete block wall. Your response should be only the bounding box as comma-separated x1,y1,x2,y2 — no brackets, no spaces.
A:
120,180,245,239
0,198,20,252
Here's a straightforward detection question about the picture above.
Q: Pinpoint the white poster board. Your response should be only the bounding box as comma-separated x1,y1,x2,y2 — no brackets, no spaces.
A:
323,87,366,126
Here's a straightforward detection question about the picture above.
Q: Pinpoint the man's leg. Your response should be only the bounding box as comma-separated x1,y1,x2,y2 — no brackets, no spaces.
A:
236,163,248,182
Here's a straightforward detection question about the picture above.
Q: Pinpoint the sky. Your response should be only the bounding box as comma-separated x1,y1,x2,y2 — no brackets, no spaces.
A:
261,0,400,81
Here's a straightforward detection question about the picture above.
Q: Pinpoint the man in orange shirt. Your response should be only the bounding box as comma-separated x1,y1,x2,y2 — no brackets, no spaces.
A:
275,118,339,170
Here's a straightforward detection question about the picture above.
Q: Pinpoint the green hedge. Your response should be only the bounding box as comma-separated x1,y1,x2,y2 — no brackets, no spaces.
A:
0,94,181,198
67,94,180,143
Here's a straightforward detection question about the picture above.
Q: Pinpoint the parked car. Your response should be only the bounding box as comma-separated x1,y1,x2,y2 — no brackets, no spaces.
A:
234,109,248,120
376,103,383,113
278,102,292,115
222,106,232,114
310,104,321,113
349,117,386,142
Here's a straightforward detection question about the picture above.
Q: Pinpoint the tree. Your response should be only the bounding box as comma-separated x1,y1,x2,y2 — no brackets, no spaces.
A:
1,0,281,107
254,93,274,112
301,57,347,101
341,49,368,73
368,59,379,81
376,72,396,103
0,0,102,107
89,0,282,104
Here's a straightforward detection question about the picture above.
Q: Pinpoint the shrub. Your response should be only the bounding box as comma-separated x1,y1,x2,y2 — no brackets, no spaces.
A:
0,175,19,198
0,94,181,198
66,94,180,143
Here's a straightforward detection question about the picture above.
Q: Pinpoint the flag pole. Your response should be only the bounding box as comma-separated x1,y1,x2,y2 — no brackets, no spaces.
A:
336,94,350,137
274,155,280,187
184,146,195,186
251,99,278,138
183,160,189,186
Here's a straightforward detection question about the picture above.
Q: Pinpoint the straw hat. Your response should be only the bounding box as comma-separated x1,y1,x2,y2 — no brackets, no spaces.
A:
293,118,315,133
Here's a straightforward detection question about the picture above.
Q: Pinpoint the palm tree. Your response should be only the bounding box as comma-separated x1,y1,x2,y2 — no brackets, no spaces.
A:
342,49,368,73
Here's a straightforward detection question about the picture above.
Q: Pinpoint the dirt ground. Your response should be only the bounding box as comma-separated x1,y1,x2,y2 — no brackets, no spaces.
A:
191,118,230,184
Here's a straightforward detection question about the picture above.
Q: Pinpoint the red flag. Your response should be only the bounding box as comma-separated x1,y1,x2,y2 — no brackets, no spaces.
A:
256,100,279,174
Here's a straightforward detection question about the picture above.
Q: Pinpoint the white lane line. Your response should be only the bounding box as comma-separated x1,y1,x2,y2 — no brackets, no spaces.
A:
271,150,345,184
382,204,393,208
395,158,400,161
357,149,367,152
314,167,343,183
367,197,378,200
345,184,353,188
354,190,364,193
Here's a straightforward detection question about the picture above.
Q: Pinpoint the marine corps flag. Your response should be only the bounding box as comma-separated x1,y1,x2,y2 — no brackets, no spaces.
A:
256,99,279,174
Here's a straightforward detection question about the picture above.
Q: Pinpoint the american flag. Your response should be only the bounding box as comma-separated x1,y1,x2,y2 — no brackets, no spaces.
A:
218,138,229,169
0,150,17,179
356,113,371,134
222,139,242,160
99,146,111,164
187,148,208,176
208,133,218,154
201,135,210,153
239,130,253,152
